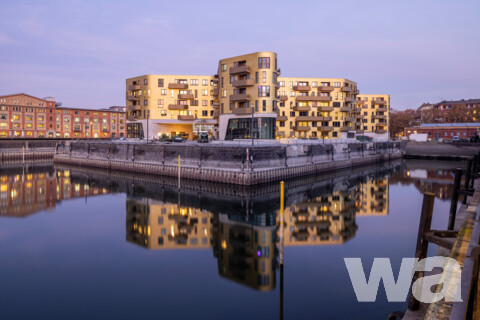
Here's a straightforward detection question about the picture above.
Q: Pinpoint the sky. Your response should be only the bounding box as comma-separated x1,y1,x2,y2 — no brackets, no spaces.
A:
0,0,479,110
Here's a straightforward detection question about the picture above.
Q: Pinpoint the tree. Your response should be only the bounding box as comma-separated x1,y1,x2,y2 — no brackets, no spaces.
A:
389,109,417,138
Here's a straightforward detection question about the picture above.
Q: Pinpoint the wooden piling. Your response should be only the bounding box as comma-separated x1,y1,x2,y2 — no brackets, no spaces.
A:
408,192,435,311
448,168,462,231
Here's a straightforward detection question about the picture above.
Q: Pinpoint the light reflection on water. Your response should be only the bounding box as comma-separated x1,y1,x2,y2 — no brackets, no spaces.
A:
0,159,464,320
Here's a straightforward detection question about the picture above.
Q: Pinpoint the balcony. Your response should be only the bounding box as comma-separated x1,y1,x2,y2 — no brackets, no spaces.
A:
356,129,364,134
213,88,219,95
277,131,285,137
178,115,195,121
278,95,288,101
232,79,254,87
344,116,356,122
339,107,352,112
127,115,137,121
128,105,141,111
229,94,250,102
296,116,332,122
376,122,388,127
372,100,387,105
127,96,139,101
293,105,311,112
168,104,189,110
296,96,332,102
318,126,334,131
213,111,219,118
317,106,334,112
345,97,356,103
276,68,281,75
232,107,254,115
213,102,219,108
356,100,367,105
377,107,388,112
317,86,334,91
168,83,188,89
373,114,387,119
178,94,194,100
340,126,352,132
375,129,387,134
293,85,311,91
293,126,311,131
229,65,249,75
341,86,352,92
276,115,288,121
128,84,141,90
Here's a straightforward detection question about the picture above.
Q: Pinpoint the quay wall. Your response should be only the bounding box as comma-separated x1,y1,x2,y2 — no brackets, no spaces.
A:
54,141,405,185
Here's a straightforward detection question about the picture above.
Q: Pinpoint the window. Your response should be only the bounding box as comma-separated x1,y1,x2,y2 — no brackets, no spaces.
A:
158,79,164,87
158,99,164,107
262,71,266,83
202,110,208,116
258,86,270,97
262,100,266,111
143,99,148,106
230,76,234,83
161,89,167,95
202,100,208,106
333,82,341,87
202,79,208,86
221,64,227,72
279,81,285,87
202,89,208,96
144,79,148,85
190,79,198,86
258,57,270,69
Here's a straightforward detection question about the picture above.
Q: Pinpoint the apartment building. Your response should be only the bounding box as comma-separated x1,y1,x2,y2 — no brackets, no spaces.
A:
126,52,390,140
0,93,126,139
125,75,218,139
355,94,390,136
276,77,359,139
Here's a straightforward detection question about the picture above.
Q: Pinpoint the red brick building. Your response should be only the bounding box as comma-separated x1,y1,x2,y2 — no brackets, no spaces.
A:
0,93,125,138
404,123,480,141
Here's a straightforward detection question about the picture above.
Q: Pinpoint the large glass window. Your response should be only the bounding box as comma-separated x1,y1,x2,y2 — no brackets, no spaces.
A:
225,117,275,140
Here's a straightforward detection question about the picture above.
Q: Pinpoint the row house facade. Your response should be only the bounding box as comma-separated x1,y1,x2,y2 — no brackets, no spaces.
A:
0,93,126,139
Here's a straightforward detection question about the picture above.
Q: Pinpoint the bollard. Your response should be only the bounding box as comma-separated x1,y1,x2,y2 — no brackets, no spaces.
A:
464,158,473,204
408,193,435,311
448,168,462,231
178,155,181,189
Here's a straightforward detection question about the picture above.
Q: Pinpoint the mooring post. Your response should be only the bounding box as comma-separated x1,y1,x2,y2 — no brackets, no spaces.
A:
22,145,25,165
408,192,435,311
464,158,473,204
472,155,478,189
279,181,285,320
448,168,462,231
178,155,181,189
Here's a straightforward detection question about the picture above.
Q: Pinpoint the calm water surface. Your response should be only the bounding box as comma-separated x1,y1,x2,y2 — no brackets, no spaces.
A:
0,160,463,320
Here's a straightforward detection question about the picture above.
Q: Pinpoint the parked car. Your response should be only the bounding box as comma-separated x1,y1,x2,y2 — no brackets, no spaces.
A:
173,136,185,142
198,132,209,143
452,136,459,142
356,135,373,142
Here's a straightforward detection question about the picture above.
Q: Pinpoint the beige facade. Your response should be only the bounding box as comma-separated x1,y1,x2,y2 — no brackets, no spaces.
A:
355,94,390,136
126,52,389,140
276,77,359,139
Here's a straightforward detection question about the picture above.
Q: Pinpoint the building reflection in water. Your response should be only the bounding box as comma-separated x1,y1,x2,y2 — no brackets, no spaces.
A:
0,165,110,218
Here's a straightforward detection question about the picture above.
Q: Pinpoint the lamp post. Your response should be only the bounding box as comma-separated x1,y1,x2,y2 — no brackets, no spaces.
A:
322,113,325,144
10,119,13,140
90,122,93,139
251,106,254,146
146,110,150,143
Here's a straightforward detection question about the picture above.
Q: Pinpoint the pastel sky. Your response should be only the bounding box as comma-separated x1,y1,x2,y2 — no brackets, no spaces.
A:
0,0,479,110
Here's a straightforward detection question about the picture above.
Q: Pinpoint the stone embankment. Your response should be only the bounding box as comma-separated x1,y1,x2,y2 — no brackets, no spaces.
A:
405,141,480,160
54,141,405,185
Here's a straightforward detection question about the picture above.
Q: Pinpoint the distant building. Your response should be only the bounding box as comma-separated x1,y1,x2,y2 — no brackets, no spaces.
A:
0,93,126,138
417,99,480,123
404,122,480,141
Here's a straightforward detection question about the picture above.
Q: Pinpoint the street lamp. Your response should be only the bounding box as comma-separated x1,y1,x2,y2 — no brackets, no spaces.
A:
90,122,93,139
322,113,325,144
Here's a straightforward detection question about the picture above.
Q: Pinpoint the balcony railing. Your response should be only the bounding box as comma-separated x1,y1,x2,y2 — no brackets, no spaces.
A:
128,105,141,111
168,104,189,110
128,84,141,90
296,96,332,102
168,83,188,89
178,115,195,121
127,115,137,121
373,114,387,119
229,65,249,75
372,99,387,105
317,106,334,112
127,96,139,101
340,126,352,132
317,86,334,91
178,94,194,100
292,105,311,112
341,86,353,92
293,126,311,131
232,107,254,115
292,85,311,91
276,115,288,121
232,79,254,87
339,107,352,112
376,107,388,112
277,95,288,101
229,94,250,102
318,126,334,131
213,88,219,95
344,116,356,122
213,102,219,108
375,129,387,134
345,97,356,102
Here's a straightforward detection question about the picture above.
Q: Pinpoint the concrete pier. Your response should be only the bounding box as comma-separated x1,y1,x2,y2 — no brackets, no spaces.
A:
54,141,405,185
